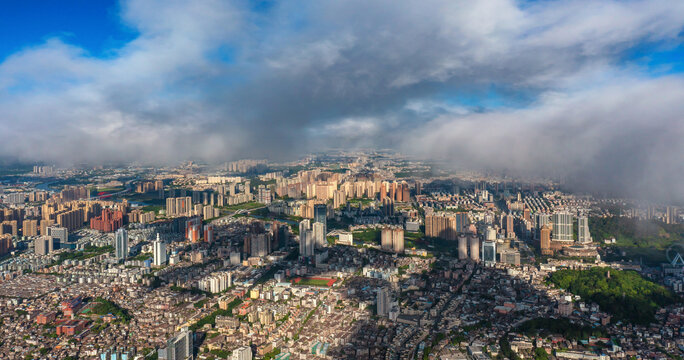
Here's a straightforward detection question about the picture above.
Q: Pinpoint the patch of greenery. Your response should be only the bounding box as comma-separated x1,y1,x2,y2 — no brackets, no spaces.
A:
263,348,281,360
534,347,550,360
499,335,522,360
54,245,114,265
223,202,263,212
548,267,678,324
140,205,163,214
352,229,381,244
194,299,210,309
517,318,607,341
294,278,334,287
90,297,132,323
209,349,230,359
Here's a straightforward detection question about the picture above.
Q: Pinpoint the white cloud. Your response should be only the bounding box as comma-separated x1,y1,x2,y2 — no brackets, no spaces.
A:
0,0,682,200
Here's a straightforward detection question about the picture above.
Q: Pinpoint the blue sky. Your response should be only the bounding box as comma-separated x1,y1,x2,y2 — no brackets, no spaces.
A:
0,0,137,61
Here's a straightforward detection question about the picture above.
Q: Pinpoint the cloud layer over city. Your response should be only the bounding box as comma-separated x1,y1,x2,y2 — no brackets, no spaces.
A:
0,0,683,201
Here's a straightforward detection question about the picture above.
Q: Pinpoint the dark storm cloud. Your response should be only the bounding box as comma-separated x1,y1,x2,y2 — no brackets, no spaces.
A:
0,0,682,201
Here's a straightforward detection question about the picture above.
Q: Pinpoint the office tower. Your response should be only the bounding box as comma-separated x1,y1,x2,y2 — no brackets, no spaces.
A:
552,212,573,242
46,226,68,247
577,216,591,244
232,346,252,360
540,225,552,255
647,205,655,220
458,236,468,260
153,234,167,266
313,204,327,234
469,236,480,261
312,222,326,248
115,228,128,261
34,235,53,256
158,327,192,360
482,241,496,264
377,287,389,317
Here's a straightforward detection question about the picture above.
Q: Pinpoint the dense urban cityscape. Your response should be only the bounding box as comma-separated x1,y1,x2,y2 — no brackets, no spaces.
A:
2,0,684,359
0,153,681,360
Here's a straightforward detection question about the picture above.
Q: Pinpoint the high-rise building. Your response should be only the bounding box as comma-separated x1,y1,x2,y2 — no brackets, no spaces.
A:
313,204,327,236
90,208,124,233
552,212,573,242
666,206,677,224
22,219,39,237
231,346,252,360
469,236,479,261
382,197,394,217
0,234,13,256
377,287,389,317
381,227,404,253
425,212,467,240
485,226,497,241
458,235,468,260
298,220,314,258
540,225,552,255
45,226,69,248
34,235,54,256
153,234,167,266
534,213,550,240
482,241,496,265
577,216,591,244
166,197,192,217
312,222,326,248
158,327,192,360
502,250,521,266
333,190,346,209
115,228,128,261
504,214,515,238
203,225,214,243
